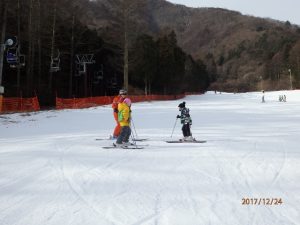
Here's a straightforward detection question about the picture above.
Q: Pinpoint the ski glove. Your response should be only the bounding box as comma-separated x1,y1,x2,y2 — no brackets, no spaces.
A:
176,115,181,118
114,109,118,113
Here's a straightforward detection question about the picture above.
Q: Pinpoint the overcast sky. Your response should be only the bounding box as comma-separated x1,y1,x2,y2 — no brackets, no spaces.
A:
168,0,300,26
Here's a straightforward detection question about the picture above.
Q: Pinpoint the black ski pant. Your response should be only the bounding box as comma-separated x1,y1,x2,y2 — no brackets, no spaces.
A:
182,123,191,137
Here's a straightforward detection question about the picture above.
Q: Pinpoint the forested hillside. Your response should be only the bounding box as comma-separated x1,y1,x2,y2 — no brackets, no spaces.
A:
0,0,208,106
1,0,300,107
83,0,300,92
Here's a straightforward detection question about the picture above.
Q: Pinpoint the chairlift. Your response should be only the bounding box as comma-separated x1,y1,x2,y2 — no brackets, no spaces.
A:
93,71,103,84
74,54,95,76
6,48,18,65
97,64,104,79
74,71,81,77
50,59,60,72
107,77,118,88
10,55,26,69
4,36,26,68
75,63,86,76
5,36,18,48
50,50,60,72
19,55,26,67
93,79,100,85
94,70,103,80
76,54,95,64
74,61,84,76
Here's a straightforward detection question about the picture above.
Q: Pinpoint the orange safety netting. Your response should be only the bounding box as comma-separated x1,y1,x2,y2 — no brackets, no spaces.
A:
56,96,114,109
56,94,185,110
0,93,198,113
1,96,40,113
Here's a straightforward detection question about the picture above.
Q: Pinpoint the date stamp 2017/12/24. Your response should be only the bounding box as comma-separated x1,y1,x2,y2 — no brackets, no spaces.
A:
242,198,283,205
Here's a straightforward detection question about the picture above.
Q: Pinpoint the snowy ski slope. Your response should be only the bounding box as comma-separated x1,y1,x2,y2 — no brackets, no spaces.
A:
0,91,299,225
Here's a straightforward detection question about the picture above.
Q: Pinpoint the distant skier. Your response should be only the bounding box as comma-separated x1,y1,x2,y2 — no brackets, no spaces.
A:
177,101,194,141
262,90,265,103
115,98,132,147
111,89,127,139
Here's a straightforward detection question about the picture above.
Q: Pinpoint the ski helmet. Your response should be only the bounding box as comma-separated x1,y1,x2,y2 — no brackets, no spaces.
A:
119,89,127,95
178,101,186,108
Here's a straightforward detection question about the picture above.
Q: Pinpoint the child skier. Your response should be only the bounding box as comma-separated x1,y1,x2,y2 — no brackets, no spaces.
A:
114,98,132,147
177,101,194,141
111,89,127,139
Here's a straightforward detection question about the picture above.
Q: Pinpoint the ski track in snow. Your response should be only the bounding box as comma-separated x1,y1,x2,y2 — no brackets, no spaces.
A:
57,143,118,225
1,91,300,225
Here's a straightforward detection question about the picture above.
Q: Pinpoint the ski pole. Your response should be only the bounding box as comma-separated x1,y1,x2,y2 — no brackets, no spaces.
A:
129,115,137,145
130,116,138,138
170,118,178,138
130,127,137,147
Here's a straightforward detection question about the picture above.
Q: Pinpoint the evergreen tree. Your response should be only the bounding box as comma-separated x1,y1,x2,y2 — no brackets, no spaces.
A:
131,34,158,95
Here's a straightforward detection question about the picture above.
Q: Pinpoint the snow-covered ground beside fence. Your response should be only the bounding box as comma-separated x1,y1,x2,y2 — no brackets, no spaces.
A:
0,91,299,225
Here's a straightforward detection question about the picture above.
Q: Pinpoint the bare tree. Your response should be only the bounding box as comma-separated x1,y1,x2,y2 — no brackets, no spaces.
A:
0,0,8,90
49,0,57,91
69,13,75,97
16,0,21,92
26,0,34,96
36,0,42,90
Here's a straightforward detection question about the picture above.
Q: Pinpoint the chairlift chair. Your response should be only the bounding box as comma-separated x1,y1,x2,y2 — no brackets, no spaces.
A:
50,59,60,72
93,79,100,85
76,63,86,75
50,50,61,72
93,71,103,84
6,48,18,65
95,70,103,80
19,55,26,67
107,77,118,88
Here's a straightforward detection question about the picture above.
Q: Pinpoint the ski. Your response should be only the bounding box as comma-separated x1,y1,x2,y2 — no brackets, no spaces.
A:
166,140,206,143
102,145,144,149
96,138,148,142
95,135,118,141
132,138,148,141
129,143,149,147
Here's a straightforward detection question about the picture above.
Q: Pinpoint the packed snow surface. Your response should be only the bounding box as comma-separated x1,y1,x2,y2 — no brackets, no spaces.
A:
0,91,300,225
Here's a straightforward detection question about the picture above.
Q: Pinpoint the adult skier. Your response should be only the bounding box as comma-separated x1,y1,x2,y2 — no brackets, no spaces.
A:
114,98,132,147
111,89,127,139
177,101,194,141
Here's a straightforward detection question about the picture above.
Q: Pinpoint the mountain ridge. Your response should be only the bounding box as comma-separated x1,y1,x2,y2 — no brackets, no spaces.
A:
81,0,300,91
